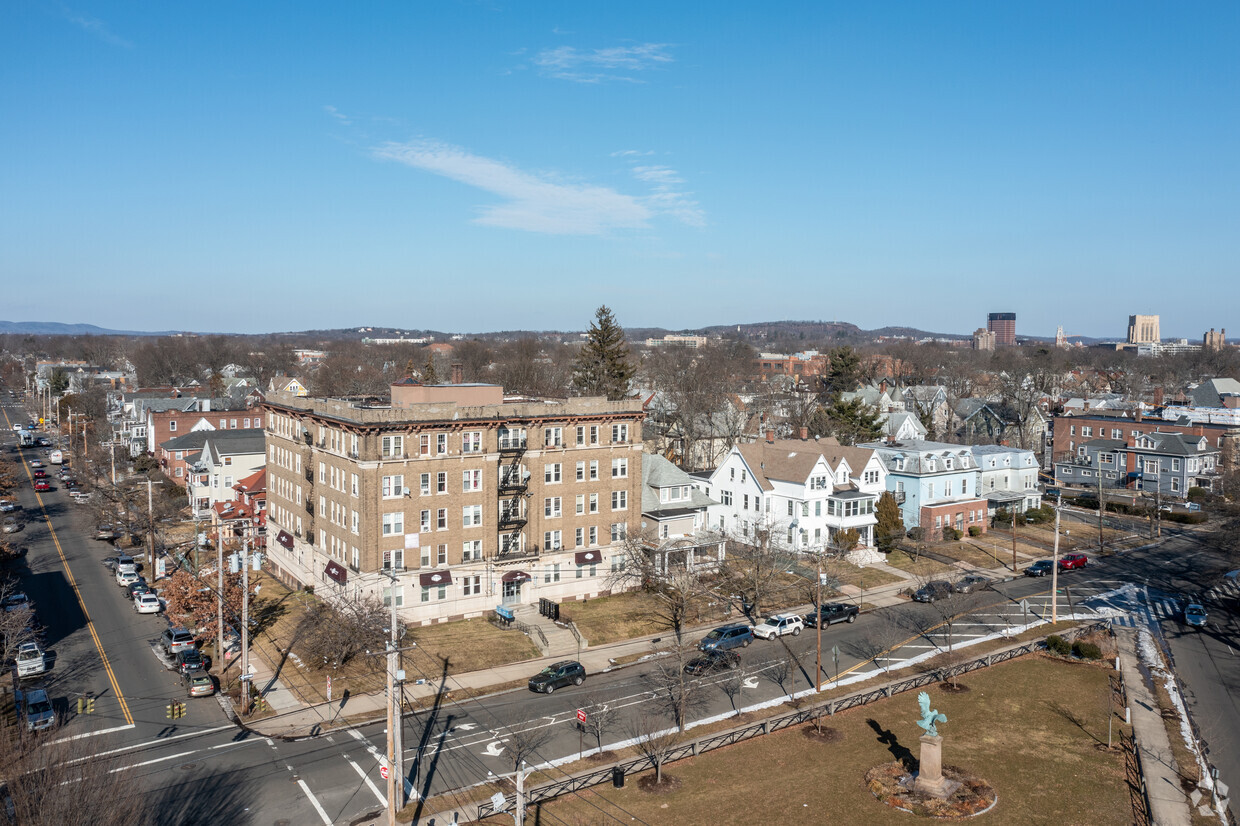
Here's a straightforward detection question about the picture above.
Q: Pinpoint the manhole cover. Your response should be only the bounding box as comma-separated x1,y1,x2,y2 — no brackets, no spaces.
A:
179,763,197,771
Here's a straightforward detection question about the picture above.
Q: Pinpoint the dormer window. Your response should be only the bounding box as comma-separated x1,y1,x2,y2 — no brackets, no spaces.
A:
944,458,953,470
926,459,936,472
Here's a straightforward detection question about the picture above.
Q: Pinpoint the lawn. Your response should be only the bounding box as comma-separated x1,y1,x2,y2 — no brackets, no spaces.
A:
881,548,955,577
825,559,903,590
563,591,666,646
409,617,541,675
483,654,1132,826
929,539,1018,570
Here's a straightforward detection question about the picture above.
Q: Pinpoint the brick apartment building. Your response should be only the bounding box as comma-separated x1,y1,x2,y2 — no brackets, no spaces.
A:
1051,409,1240,469
260,380,646,626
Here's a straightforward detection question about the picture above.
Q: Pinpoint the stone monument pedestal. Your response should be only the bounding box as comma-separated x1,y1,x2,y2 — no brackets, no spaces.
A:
913,735,960,799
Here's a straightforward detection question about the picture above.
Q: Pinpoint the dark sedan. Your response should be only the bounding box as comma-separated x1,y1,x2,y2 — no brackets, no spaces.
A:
527,660,585,694
683,650,740,676
175,650,210,674
954,575,991,594
1025,560,1055,578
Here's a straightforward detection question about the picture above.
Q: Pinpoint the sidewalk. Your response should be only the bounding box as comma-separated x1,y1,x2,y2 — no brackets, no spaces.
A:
246,554,1030,740
1114,626,1194,826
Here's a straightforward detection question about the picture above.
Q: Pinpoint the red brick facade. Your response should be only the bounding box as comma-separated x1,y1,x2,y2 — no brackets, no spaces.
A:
920,499,989,540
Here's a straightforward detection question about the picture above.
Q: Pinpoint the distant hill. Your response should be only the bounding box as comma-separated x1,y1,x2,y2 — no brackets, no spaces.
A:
0,320,179,337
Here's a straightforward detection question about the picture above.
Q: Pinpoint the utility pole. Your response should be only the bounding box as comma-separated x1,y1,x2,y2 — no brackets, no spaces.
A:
1010,504,1018,572
815,551,823,693
1097,465,1105,553
110,442,116,485
515,761,528,826
217,524,224,681
241,531,252,712
147,478,156,575
384,568,405,824
1051,496,1061,624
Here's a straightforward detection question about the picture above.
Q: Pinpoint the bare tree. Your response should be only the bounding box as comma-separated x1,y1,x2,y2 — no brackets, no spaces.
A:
719,668,746,717
625,712,681,786
579,692,620,752
295,592,389,669
715,528,797,622
503,722,556,774
848,608,911,673
643,644,710,732
0,581,39,668
765,652,799,702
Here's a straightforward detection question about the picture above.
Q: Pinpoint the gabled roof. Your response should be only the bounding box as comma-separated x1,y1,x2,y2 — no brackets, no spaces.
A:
159,430,216,452
882,410,927,438
234,468,266,493
641,454,717,514
735,440,827,490
953,398,999,420
1189,378,1240,408
1130,432,1213,456
202,430,267,463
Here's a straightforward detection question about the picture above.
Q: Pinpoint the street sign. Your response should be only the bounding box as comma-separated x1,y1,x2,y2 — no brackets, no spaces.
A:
576,708,587,724
239,673,254,681
380,764,390,780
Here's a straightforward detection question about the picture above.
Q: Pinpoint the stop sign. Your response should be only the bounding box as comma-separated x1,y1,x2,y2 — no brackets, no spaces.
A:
380,764,390,780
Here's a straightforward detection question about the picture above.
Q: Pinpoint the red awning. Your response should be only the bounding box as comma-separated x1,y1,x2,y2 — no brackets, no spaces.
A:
500,570,530,583
276,530,294,549
574,551,601,565
324,561,347,585
419,571,453,588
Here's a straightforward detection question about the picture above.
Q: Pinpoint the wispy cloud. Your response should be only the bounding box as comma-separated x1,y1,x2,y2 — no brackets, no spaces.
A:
610,149,655,158
324,105,352,126
373,139,704,235
62,7,131,47
624,159,705,228
532,43,673,83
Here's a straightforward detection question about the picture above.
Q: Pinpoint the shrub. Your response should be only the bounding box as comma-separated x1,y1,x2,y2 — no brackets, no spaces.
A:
1187,486,1208,503
1046,634,1072,656
968,526,982,537
1162,511,1207,524
1072,641,1102,660
906,527,925,541
942,527,962,541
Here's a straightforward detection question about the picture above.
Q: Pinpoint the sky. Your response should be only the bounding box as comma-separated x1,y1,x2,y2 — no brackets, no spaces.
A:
2,2,1238,339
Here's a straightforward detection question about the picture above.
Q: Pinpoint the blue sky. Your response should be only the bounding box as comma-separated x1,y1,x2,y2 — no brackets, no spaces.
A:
3,2,1237,339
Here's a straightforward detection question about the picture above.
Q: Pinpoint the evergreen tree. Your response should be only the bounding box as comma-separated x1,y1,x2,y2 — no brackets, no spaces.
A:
421,353,439,385
823,396,883,445
572,306,635,400
875,491,906,553
822,346,862,396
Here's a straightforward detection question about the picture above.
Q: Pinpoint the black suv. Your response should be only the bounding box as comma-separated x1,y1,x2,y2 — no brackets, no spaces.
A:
697,623,754,653
913,581,954,603
528,660,585,694
803,603,859,628
683,650,740,676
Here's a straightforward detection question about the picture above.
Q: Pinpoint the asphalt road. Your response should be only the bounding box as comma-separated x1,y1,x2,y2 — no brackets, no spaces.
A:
5,396,1239,824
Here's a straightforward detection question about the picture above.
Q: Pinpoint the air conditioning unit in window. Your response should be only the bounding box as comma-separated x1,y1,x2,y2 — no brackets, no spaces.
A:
403,487,411,497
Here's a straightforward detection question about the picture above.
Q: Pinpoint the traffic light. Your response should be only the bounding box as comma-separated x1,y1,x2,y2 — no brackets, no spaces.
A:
76,697,84,714
166,701,186,719
166,702,174,719
86,697,95,714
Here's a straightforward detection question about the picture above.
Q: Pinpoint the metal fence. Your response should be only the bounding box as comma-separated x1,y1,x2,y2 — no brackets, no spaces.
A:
476,622,1110,818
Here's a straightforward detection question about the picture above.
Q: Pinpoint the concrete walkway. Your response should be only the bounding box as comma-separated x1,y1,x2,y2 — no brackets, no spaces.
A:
1114,626,1195,826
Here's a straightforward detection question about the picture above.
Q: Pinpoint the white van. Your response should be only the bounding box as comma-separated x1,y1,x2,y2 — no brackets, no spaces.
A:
48,450,63,465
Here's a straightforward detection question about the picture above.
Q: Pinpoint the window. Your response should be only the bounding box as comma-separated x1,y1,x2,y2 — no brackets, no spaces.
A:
1171,477,1180,492
463,505,482,527
612,458,628,478
544,497,562,518
382,549,404,570
575,527,585,546
945,457,954,470
864,470,879,485
382,512,404,536
575,426,586,445
463,540,482,561
1171,458,1180,471
498,427,526,449
742,494,749,510
462,575,481,596
589,461,599,480
1070,425,1076,436
589,526,597,545
576,461,586,481
610,523,627,542
382,435,404,457
420,473,431,496
590,425,599,444
927,482,934,498
436,472,447,493
576,562,597,579
351,473,359,497
544,427,562,447
437,433,448,455
730,468,735,481
351,547,359,570
787,501,794,516
545,463,562,484
420,434,431,456
612,423,628,443
383,586,404,607
169,420,177,432
175,467,183,477
544,564,561,583
420,547,431,567
462,431,482,453
1082,426,1093,437
318,461,325,483
612,490,627,511
437,508,448,529
420,585,446,602
961,478,968,495
721,490,733,506
382,475,404,498
944,481,953,496
230,419,237,429
544,530,562,550
576,494,585,515
420,510,431,532
589,493,598,513
437,544,447,565
463,469,482,492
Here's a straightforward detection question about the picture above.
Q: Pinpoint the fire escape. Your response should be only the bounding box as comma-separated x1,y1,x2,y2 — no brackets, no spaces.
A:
497,428,529,558
302,423,315,545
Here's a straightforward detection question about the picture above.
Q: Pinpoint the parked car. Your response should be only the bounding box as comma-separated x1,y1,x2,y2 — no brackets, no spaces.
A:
913,581,954,603
803,602,859,628
33,480,50,492
182,671,216,698
161,627,197,656
175,649,209,674
3,517,21,533
1025,560,1055,578
752,613,804,640
1184,603,1208,628
1058,553,1088,571
15,641,46,677
27,460,42,469
134,593,162,614
19,687,55,732
954,575,991,594
31,469,45,479
115,570,139,587
683,649,741,676
94,525,117,541
528,660,586,694
125,578,151,600
0,500,18,512
3,592,31,612
698,623,755,652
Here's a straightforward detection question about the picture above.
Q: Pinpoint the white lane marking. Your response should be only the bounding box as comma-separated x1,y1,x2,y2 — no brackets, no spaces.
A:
109,739,265,773
483,740,506,757
349,728,366,741
49,723,136,743
297,778,333,825
66,724,238,762
455,722,477,731
742,677,759,689
347,756,387,806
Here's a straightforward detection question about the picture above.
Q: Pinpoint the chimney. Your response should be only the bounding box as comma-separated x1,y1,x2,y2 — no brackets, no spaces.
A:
1153,387,1164,406
766,429,775,444
879,379,888,394
888,405,894,414
1083,401,1090,410
1135,409,1143,423
799,427,808,441
450,362,464,385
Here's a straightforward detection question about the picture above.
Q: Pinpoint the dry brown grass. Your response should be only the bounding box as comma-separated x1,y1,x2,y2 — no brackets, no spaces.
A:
409,617,541,675
479,655,1132,826
825,560,903,590
881,548,955,577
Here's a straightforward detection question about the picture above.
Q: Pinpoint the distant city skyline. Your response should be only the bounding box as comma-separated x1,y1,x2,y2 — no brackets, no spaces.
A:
2,3,1237,337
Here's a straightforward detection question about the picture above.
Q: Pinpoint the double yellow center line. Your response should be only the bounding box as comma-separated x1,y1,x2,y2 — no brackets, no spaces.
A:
2,408,132,726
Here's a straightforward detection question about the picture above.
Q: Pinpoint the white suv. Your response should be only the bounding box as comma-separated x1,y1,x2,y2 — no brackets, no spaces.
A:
752,613,804,640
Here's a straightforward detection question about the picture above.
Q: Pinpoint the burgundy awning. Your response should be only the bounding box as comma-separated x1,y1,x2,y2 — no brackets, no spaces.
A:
324,561,347,585
500,570,530,583
574,551,601,565
419,571,453,587
276,530,294,549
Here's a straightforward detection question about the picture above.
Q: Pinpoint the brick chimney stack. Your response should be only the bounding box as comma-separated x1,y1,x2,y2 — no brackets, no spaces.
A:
766,429,775,444
799,427,808,441
450,362,464,384
1153,387,1164,407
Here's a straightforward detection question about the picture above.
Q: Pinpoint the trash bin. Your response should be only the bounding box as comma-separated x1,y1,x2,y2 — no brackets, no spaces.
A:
612,767,625,788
